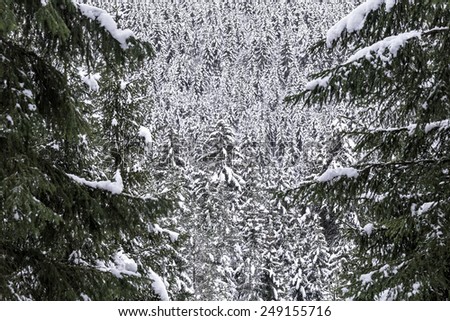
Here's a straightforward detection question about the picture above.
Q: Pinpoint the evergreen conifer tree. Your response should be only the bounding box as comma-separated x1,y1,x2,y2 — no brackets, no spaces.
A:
287,0,450,300
1,0,182,300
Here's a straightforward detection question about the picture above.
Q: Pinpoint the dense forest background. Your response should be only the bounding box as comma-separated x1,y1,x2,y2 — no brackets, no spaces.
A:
89,0,357,301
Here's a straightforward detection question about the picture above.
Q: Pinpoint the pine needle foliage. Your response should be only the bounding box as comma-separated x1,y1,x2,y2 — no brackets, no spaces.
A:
286,0,450,300
0,0,178,300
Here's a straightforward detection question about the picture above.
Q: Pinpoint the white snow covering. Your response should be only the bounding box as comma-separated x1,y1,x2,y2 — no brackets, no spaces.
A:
327,0,398,47
111,251,138,277
111,118,118,126
96,250,140,278
425,119,450,133
22,89,33,98
343,27,448,65
71,249,141,280
148,268,170,301
120,80,129,90
68,250,89,266
67,170,124,195
6,115,13,125
412,202,437,216
224,165,245,188
40,0,48,6
378,288,397,301
360,191,388,203
363,223,374,236
77,3,134,49
419,202,436,214
369,123,417,135
79,71,101,91
346,31,421,63
304,75,331,91
152,224,179,242
138,126,153,147
80,293,91,301
316,167,358,182
370,119,449,135
211,167,245,191
360,271,375,285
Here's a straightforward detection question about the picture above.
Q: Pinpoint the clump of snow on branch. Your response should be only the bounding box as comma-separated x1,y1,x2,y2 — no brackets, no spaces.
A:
304,75,331,91
327,0,398,47
67,170,124,195
346,31,421,63
424,119,450,133
359,271,375,285
75,2,134,49
316,167,359,182
80,293,91,301
78,69,101,91
70,250,140,279
151,223,180,242
412,202,437,216
120,80,129,90
6,115,14,125
111,251,139,277
411,282,421,295
363,223,374,236
96,250,140,278
138,126,153,149
148,268,170,301
22,89,33,99
369,119,449,135
68,250,89,266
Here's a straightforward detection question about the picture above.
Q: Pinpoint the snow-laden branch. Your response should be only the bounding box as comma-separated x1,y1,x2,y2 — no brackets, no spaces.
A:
67,170,124,195
305,27,449,92
152,223,180,242
95,250,140,278
315,167,359,182
148,268,170,301
327,0,398,48
346,30,421,63
69,249,139,279
304,75,331,91
366,119,450,135
73,2,134,49
293,157,450,190
345,27,449,65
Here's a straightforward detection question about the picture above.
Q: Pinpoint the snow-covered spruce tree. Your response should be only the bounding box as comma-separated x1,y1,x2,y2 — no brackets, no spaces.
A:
287,0,450,300
0,0,181,300
185,119,246,300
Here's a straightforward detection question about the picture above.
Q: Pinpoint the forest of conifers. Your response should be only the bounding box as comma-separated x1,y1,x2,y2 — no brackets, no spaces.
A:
1,0,449,301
